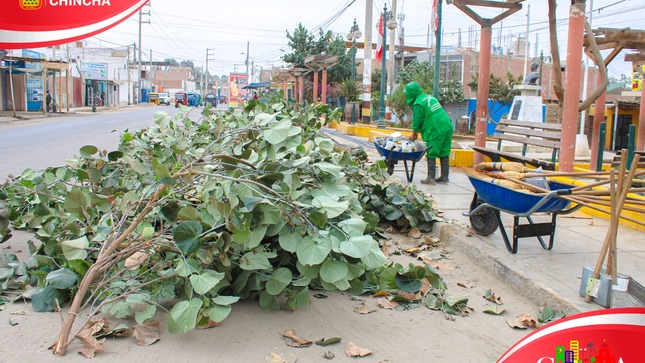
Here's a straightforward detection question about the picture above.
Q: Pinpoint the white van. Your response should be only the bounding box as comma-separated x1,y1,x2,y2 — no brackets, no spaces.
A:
158,92,171,105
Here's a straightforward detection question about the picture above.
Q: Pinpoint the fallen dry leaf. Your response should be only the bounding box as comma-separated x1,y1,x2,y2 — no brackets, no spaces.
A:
419,279,432,295
372,291,389,297
386,226,397,234
196,319,222,330
345,342,373,357
376,297,399,310
282,329,313,348
264,352,297,363
408,227,423,239
125,251,149,270
418,254,455,271
396,291,418,301
76,328,106,358
507,313,538,329
424,236,441,246
381,240,389,256
483,289,503,305
133,320,160,346
353,302,376,314
322,351,335,359
457,281,472,289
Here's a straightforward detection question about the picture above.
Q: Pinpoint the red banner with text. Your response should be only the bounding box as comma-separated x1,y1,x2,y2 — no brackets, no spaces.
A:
0,0,149,49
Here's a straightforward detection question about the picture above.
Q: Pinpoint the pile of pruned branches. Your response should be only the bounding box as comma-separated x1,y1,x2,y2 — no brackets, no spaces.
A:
0,97,442,355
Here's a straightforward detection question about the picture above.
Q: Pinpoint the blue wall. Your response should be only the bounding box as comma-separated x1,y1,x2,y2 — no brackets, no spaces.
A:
466,99,546,136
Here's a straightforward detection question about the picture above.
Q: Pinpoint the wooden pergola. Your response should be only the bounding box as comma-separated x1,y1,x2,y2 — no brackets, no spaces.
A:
583,28,645,166
303,54,338,105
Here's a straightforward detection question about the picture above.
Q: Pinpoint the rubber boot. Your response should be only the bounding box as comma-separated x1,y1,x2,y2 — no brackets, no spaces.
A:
421,158,436,184
435,157,450,183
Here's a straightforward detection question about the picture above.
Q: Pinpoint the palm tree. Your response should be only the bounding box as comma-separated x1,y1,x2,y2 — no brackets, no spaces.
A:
334,78,362,123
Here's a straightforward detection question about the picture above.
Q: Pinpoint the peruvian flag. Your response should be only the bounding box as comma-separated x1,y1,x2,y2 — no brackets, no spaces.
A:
375,15,383,62
431,0,439,34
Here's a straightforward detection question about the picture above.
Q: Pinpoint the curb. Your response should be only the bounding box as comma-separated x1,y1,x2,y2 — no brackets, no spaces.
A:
436,222,594,315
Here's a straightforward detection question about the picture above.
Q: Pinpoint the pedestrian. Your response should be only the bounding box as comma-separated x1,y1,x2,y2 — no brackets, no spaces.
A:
46,91,52,112
101,91,106,106
405,81,453,184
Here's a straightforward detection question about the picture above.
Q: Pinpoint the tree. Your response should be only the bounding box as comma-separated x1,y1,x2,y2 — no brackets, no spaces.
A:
468,71,522,106
283,24,355,98
180,60,195,69
164,58,179,67
386,60,465,126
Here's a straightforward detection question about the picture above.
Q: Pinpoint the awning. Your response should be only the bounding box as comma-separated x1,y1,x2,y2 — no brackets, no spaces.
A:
242,82,270,89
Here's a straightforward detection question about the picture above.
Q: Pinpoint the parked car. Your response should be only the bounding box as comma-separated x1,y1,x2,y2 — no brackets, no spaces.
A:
148,92,159,105
204,93,218,107
187,92,202,107
175,92,187,107
158,92,171,105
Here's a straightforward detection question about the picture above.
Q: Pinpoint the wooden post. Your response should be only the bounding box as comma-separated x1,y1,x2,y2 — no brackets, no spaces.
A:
473,25,492,165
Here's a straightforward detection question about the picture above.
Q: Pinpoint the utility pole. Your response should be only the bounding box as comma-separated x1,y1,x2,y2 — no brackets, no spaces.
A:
138,6,150,103
432,0,442,99
245,41,250,81
387,0,397,96
149,49,153,91
205,48,215,95
128,44,132,105
523,4,530,79
362,0,373,124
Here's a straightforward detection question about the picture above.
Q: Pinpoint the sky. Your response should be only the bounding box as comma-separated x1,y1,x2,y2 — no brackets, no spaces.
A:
86,0,645,80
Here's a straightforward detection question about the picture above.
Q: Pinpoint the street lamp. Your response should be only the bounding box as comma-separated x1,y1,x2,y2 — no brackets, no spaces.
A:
347,18,361,124
376,4,397,129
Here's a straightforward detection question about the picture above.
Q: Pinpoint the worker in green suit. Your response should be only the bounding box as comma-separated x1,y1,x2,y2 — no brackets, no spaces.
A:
406,81,453,184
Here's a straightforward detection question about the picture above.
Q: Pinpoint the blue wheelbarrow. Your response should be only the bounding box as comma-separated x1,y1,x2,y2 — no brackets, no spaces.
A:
374,140,428,182
464,176,582,253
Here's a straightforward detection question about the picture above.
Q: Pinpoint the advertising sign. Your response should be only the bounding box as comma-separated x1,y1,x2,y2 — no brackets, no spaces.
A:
228,73,248,107
632,64,645,91
22,49,45,70
497,307,645,363
0,0,149,49
81,62,108,80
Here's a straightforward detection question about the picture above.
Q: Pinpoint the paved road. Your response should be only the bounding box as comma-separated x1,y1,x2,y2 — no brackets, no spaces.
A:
0,106,184,178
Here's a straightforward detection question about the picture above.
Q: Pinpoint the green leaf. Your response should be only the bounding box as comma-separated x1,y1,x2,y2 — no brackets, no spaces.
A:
177,206,200,221
212,295,240,305
340,235,374,259
239,251,271,270
232,225,268,249
338,217,367,237
424,265,447,292
31,286,69,312
205,304,232,323
317,139,334,155
424,294,442,310
296,237,331,266
135,304,157,324
483,307,506,315
190,269,225,295
265,267,293,295
45,268,78,289
79,145,98,157
311,195,349,218
166,298,203,334
259,291,280,310
286,287,309,311
319,259,348,283
263,118,292,144
314,162,342,177
361,245,388,269
63,190,90,215
395,273,422,293
278,231,305,253
173,221,203,255
161,202,180,221
60,236,89,261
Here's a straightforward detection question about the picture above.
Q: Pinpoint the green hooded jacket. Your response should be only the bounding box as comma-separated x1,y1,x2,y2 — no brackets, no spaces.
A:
405,82,453,157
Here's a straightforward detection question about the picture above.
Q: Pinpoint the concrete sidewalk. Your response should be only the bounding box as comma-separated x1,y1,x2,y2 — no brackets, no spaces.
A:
328,129,645,314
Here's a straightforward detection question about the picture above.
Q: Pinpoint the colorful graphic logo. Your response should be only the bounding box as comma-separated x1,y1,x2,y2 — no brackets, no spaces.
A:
1,0,149,49
19,0,43,10
498,307,645,363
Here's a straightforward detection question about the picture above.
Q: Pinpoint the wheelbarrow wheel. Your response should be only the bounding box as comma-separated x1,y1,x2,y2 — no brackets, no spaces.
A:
469,200,498,236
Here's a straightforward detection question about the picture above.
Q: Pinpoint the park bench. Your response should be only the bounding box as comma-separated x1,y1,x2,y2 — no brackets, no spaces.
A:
611,150,645,169
471,119,562,171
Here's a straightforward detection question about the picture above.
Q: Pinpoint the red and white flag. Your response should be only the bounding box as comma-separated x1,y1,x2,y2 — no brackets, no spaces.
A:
375,15,383,62
431,0,439,34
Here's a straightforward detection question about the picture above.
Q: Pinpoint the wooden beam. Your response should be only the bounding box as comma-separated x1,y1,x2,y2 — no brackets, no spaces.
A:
625,53,645,63
452,3,485,26
604,46,624,66
463,0,522,9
